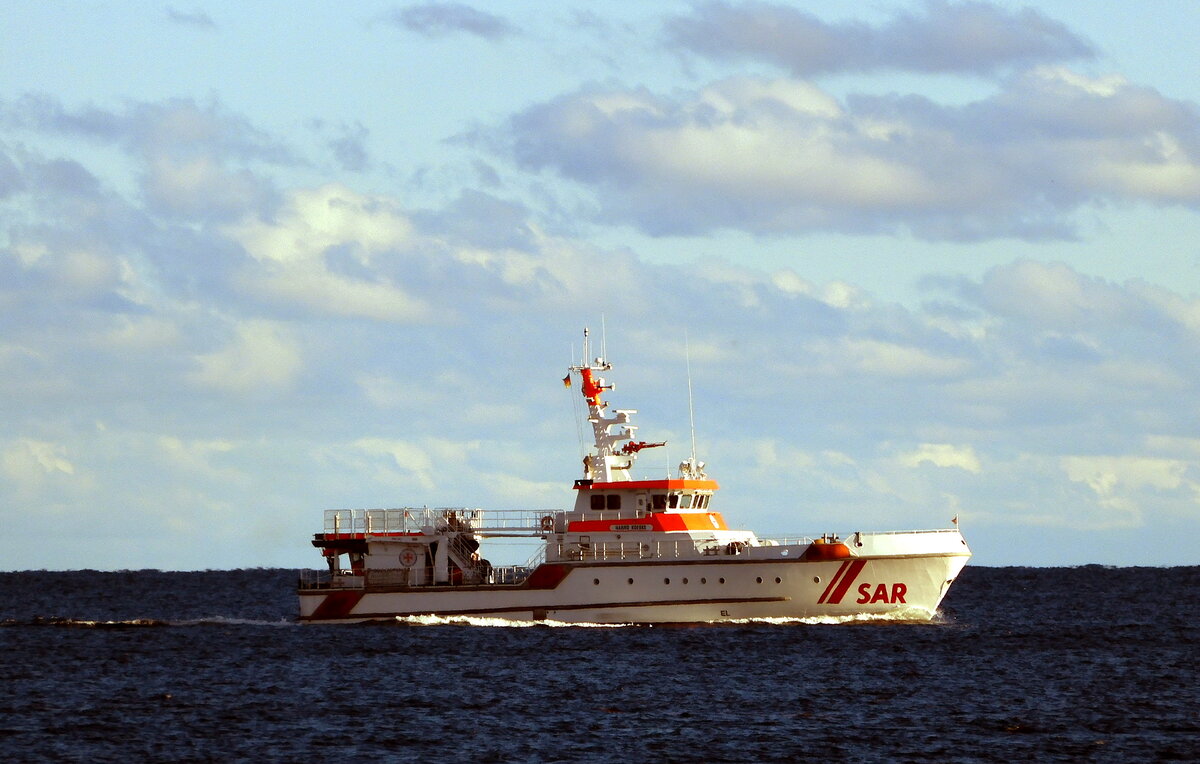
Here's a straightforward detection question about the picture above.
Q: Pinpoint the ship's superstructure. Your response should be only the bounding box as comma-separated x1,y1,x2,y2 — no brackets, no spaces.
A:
298,331,971,623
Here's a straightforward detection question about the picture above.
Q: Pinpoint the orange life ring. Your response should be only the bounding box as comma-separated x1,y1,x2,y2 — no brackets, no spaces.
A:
540,515,554,531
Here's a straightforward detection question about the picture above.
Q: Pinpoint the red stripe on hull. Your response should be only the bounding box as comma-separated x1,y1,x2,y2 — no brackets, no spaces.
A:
311,590,365,619
817,560,848,604
523,563,571,589
822,559,867,605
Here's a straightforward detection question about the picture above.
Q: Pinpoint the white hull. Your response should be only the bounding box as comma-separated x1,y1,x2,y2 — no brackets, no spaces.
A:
299,531,969,624
299,335,973,625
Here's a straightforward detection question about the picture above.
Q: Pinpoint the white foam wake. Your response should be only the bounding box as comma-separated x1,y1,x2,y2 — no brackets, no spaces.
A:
390,614,632,628
386,607,939,628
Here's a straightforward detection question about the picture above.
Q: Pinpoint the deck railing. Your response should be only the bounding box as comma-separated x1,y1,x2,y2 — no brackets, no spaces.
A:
321,507,566,536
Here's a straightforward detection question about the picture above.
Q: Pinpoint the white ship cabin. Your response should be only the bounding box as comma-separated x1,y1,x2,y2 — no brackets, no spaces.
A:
546,460,759,564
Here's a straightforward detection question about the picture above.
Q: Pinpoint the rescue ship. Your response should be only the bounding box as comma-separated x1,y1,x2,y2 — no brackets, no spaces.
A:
298,331,971,623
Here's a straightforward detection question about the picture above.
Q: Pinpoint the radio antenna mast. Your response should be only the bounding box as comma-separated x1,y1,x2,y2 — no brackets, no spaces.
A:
686,329,697,463
600,314,607,362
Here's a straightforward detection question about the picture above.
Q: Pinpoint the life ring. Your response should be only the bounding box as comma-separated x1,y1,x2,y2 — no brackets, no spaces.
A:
540,515,554,531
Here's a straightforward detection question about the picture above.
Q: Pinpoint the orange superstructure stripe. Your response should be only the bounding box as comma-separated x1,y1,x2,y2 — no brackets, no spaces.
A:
579,479,720,491
567,512,727,533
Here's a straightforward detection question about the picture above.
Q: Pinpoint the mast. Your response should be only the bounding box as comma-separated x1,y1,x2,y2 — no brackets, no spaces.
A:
679,331,705,480
566,327,663,483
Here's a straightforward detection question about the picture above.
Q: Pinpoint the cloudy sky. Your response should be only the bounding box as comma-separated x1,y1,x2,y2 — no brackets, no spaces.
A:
4,1,1200,570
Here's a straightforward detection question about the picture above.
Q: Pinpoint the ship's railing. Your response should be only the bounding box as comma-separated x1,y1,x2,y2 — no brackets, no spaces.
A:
854,528,963,536
298,565,537,590
754,529,961,546
489,565,534,585
298,570,365,590
556,537,736,561
469,509,567,533
321,507,566,536
524,544,547,569
756,537,816,547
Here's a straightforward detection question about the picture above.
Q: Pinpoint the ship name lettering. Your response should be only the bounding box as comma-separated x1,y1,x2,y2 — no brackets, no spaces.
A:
855,582,907,605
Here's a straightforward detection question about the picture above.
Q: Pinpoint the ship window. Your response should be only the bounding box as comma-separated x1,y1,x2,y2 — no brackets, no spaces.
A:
718,577,726,584
669,494,679,509
756,577,763,584
775,577,782,584
652,494,667,511
593,578,600,585
627,578,634,585
700,577,707,584
680,494,693,509
664,577,670,585
698,495,709,509
682,577,689,585
607,495,621,510
590,495,605,510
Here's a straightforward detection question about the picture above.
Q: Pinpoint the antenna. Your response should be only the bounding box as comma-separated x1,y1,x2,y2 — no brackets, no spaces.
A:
601,314,607,362
685,329,697,462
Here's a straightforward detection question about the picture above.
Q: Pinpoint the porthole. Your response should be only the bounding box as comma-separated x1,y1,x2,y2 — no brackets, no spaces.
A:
700,577,707,584
756,576,763,584
628,578,634,585
682,577,689,585
593,578,600,585
664,577,671,585
775,577,782,584
813,576,821,584
719,577,726,584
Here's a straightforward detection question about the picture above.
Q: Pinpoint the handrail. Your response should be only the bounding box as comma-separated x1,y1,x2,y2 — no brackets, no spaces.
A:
322,507,567,536
756,537,815,547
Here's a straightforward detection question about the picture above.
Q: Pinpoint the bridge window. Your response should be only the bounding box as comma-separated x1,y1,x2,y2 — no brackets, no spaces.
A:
590,494,605,510
669,494,679,509
652,494,667,511
607,495,621,510
679,494,693,509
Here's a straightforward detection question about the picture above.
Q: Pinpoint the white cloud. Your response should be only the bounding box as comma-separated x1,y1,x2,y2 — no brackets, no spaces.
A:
157,436,237,476
809,337,971,379
189,319,302,393
6,5,1200,573
1,438,76,500
1060,454,1194,529
102,316,181,350
226,184,412,264
666,1,1094,75
223,184,432,321
387,3,518,40
348,437,485,495
143,154,269,218
3,438,75,476
899,443,982,473
507,66,1200,239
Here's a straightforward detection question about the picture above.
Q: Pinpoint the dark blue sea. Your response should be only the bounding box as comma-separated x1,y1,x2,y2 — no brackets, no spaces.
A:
2,566,1197,762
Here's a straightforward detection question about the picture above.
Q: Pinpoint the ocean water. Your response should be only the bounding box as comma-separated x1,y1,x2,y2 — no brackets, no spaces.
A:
2,566,1197,762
